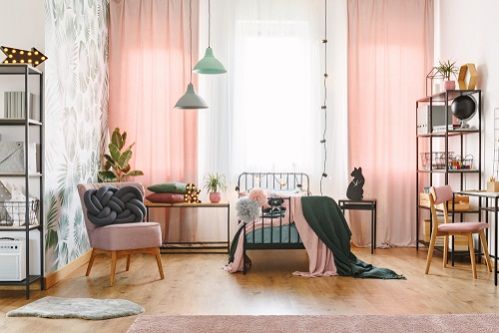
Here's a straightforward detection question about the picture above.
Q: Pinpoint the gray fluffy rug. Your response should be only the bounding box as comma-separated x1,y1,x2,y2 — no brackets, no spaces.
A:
7,296,144,320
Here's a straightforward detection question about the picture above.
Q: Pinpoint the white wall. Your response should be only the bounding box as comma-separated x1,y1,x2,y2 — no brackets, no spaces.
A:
436,0,499,179
0,0,45,113
435,0,499,253
0,1,45,51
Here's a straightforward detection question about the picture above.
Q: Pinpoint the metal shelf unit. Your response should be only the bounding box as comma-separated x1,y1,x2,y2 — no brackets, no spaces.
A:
415,89,482,255
0,64,44,299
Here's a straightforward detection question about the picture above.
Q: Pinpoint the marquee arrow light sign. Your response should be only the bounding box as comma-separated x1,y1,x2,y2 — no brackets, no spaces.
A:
1,46,47,67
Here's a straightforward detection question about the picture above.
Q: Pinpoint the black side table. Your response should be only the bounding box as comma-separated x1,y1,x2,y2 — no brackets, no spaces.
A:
338,199,377,254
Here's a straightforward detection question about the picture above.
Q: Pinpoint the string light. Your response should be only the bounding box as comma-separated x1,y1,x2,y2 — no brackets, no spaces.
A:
319,0,329,195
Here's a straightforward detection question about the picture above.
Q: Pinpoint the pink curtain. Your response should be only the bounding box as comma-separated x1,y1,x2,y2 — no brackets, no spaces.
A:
109,0,199,241
347,0,433,247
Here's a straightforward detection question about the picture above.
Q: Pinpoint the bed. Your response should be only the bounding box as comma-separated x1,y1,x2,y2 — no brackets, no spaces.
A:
234,172,310,272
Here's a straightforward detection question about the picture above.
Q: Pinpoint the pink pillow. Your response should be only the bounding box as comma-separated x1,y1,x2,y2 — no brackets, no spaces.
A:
146,193,185,203
248,188,270,208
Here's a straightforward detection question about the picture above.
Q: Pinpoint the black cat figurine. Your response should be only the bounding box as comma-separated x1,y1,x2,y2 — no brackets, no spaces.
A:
346,167,364,201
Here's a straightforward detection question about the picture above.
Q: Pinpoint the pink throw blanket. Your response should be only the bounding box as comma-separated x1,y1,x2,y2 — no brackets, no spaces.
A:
225,197,337,277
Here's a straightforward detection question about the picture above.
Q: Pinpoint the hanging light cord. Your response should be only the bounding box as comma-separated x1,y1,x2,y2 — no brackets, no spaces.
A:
208,0,211,47
189,0,193,82
320,0,328,195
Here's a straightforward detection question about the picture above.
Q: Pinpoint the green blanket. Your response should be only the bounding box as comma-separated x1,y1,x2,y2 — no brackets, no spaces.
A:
301,196,404,279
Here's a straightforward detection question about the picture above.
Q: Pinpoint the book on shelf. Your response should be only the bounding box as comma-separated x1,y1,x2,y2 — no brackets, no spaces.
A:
3,92,34,119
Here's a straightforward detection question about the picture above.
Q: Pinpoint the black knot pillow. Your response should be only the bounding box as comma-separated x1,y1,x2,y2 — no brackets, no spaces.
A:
84,186,146,226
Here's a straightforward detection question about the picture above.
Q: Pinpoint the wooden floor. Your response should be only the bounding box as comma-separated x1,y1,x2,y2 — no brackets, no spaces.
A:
0,247,498,333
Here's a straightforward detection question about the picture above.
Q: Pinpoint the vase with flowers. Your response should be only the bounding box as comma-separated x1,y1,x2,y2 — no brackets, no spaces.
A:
204,173,226,203
436,60,459,91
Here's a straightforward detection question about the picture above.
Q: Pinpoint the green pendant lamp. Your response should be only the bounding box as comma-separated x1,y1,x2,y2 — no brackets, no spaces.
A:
175,0,208,109
193,0,226,74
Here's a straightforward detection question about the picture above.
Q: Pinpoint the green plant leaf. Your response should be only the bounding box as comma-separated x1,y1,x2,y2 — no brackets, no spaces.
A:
118,149,132,169
98,170,117,182
103,154,115,170
121,131,127,149
204,173,227,192
104,153,114,163
45,194,60,250
125,142,135,152
109,143,121,162
111,128,122,147
125,170,144,177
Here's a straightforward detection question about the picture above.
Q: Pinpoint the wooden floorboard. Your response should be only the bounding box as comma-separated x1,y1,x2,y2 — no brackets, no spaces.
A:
0,247,498,333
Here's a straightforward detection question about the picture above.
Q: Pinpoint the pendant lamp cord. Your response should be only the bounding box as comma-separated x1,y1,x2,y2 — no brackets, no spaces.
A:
320,0,328,195
189,0,193,82
208,0,211,47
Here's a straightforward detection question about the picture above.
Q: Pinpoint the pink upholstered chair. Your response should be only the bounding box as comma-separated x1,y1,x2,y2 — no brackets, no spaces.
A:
425,185,492,278
77,182,164,286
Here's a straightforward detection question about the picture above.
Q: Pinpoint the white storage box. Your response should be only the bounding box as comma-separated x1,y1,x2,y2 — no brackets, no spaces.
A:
0,238,26,281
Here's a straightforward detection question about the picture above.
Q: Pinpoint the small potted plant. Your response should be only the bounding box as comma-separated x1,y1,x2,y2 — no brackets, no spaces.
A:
204,173,226,203
436,60,459,91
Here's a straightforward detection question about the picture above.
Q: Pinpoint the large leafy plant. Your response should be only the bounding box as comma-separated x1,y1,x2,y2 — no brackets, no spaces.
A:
98,128,144,182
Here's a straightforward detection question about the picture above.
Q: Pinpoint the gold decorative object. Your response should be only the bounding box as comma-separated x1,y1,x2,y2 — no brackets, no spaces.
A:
1,46,47,67
457,63,478,90
184,183,201,203
487,177,499,193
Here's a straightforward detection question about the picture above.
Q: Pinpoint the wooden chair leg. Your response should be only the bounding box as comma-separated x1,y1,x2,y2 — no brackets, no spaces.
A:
468,234,477,279
154,248,165,279
126,254,131,271
86,248,96,277
479,230,493,272
425,231,438,274
110,251,118,286
443,235,448,268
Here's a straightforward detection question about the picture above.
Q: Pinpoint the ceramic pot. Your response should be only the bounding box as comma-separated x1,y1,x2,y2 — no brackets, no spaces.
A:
209,192,221,203
444,80,455,91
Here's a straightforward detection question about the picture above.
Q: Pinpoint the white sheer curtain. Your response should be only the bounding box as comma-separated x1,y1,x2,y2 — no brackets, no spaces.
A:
197,0,349,240
198,0,334,190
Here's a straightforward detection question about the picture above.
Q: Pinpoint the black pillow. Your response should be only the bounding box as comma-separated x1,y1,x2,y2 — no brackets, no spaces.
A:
84,186,146,226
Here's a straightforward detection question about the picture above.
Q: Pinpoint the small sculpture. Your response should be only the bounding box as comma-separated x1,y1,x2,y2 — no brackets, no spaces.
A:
346,167,364,201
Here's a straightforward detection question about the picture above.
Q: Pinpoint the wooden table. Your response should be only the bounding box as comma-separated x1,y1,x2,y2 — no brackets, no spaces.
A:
454,190,499,285
338,199,377,254
145,201,230,254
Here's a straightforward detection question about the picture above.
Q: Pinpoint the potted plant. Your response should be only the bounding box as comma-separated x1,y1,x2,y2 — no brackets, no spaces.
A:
204,173,226,203
98,128,144,182
436,60,459,91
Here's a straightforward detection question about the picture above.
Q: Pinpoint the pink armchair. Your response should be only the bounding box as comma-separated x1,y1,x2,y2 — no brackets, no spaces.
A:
77,182,164,286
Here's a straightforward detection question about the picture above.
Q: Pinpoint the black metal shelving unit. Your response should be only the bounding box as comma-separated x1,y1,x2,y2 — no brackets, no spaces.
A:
0,64,44,299
416,89,482,257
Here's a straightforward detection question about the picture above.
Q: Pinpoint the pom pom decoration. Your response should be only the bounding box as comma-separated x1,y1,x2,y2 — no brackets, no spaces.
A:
248,188,269,208
183,183,202,203
236,198,260,223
